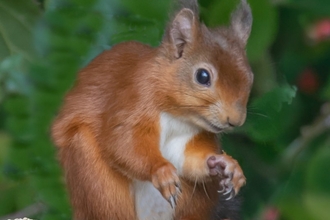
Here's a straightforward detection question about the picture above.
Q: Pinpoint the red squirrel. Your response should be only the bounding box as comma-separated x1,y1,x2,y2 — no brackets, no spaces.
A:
51,0,253,219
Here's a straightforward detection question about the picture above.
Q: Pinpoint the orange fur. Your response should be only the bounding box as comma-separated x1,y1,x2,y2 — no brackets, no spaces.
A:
52,1,253,219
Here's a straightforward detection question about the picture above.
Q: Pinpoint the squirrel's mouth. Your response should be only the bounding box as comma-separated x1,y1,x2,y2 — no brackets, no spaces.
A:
208,122,223,133
201,117,224,133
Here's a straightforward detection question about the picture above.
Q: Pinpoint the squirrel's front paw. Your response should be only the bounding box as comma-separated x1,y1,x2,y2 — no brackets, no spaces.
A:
207,153,246,200
151,163,181,208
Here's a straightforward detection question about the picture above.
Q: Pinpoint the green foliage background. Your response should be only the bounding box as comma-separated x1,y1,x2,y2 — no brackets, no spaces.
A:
0,0,330,219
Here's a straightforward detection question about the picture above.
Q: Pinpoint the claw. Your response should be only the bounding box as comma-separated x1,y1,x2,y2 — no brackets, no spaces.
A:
176,186,182,194
168,196,176,209
217,186,225,194
223,188,231,195
223,184,233,195
225,190,234,200
208,154,246,199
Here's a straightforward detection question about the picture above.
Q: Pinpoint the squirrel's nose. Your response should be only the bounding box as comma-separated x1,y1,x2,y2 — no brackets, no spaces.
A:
227,111,246,127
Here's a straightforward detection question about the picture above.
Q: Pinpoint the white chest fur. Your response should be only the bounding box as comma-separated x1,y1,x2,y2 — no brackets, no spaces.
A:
134,112,200,220
159,112,200,173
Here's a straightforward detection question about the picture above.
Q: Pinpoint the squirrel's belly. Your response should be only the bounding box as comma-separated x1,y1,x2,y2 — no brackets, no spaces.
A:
133,180,173,220
159,112,200,174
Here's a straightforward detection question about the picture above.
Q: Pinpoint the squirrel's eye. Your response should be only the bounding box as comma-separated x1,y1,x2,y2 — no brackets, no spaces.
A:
196,69,211,86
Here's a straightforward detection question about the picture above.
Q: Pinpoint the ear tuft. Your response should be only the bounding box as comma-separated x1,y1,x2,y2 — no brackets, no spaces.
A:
168,9,195,59
231,0,253,45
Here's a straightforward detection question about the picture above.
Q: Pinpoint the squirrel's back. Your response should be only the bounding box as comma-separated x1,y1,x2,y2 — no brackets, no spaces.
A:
52,41,156,147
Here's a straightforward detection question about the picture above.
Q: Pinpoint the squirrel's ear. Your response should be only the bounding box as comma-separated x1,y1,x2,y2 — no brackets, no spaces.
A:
230,0,253,46
165,8,196,59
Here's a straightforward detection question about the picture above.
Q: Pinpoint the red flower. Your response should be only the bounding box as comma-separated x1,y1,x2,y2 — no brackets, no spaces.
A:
308,19,330,42
297,69,319,94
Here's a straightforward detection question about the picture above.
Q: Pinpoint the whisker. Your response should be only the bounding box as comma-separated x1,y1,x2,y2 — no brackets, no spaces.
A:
202,180,211,200
248,111,270,119
191,176,198,200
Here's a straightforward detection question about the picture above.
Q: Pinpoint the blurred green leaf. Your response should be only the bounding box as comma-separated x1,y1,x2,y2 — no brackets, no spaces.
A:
241,84,297,142
0,56,32,105
278,0,330,16
110,15,163,46
0,0,37,105
279,197,315,220
119,0,170,21
106,0,169,47
247,0,278,62
0,185,16,216
251,52,278,94
205,0,236,26
306,141,330,195
0,132,10,174
303,193,330,220
0,0,40,61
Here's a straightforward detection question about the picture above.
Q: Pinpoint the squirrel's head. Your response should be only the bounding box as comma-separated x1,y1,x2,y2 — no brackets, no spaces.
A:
157,0,253,133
